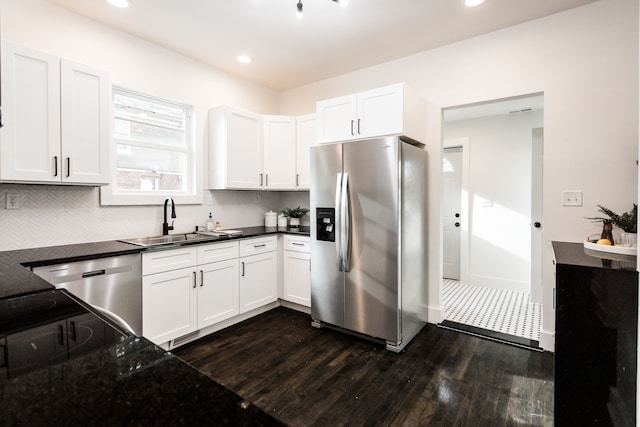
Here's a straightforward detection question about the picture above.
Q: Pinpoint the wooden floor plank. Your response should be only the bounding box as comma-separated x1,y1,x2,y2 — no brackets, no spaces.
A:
174,307,554,426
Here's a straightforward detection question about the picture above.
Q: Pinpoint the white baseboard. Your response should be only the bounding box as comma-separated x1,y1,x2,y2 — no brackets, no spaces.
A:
539,330,555,352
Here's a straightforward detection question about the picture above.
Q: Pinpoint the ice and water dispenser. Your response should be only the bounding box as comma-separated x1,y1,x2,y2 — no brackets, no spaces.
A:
316,208,335,242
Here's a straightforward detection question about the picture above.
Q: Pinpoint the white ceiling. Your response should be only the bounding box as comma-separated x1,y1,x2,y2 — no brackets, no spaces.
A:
46,0,597,91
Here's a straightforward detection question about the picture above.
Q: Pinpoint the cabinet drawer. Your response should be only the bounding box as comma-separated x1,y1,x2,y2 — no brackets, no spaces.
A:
142,247,198,275
239,236,277,257
284,235,310,253
197,240,239,264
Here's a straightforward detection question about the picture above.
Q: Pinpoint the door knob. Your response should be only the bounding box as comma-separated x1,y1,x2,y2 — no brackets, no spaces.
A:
455,213,460,218
455,222,460,227
534,222,541,228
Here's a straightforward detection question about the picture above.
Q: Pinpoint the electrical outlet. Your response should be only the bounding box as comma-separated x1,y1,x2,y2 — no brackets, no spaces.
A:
562,190,582,207
254,194,261,204
6,193,19,210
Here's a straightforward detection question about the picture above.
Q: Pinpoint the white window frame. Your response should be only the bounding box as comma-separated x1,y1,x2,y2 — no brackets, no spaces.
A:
100,87,202,206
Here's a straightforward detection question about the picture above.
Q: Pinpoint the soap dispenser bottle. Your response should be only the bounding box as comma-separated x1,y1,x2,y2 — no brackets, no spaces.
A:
206,212,215,231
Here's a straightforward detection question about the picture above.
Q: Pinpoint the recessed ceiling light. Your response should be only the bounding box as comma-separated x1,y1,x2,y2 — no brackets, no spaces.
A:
237,55,252,64
464,0,485,6
106,0,130,8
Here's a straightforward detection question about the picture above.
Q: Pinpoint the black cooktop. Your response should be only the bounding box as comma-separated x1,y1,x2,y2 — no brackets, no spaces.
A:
0,290,129,378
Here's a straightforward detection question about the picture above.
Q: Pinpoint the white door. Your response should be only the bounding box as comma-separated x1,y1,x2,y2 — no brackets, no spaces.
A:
239,252,277,313
442,145,463,280
531,128,544,302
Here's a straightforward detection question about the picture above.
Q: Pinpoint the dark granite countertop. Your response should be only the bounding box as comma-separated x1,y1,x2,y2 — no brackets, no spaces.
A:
0,226,307,426
0,226,310,300
552,241,637,271
1,290,284,426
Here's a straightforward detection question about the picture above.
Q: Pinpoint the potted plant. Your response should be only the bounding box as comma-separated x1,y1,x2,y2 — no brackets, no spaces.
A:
281,206,310,228
587,204,637,246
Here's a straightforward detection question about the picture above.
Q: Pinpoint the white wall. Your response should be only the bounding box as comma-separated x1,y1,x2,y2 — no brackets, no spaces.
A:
443,110,543,295
0,0,287,250
279,0,639,350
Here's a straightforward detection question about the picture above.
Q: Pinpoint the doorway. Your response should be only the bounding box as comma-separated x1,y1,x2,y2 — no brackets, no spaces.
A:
440,94,544,348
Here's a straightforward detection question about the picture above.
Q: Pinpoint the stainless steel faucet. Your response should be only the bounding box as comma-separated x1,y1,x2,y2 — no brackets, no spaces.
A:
162,197,176,235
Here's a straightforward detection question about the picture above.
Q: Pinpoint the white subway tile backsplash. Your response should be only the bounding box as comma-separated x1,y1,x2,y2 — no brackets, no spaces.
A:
0,184,310,251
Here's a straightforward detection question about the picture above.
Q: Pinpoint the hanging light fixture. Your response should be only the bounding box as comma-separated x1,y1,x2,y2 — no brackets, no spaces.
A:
296,0,303,19
296,0,347,18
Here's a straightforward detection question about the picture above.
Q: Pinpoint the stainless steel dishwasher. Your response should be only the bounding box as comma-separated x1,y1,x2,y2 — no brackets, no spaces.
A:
32,254,142,336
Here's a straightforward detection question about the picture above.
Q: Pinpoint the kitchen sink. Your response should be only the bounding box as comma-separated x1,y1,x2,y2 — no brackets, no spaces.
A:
119,233,218,247
119,230,242,247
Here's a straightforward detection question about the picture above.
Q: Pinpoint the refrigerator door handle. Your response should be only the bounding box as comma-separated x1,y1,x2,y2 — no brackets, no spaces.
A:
341,173,351,272
335,173,343,270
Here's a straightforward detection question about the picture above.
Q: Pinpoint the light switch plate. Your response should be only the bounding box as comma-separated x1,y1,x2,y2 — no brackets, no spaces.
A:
562,190,582,206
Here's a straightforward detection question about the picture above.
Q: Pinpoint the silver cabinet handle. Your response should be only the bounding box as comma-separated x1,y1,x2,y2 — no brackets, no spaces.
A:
200,270,204,287
241,261,245,277
254,244,266,248
265,174,268,187
296,174,300,187
357,118,361,135
259,173,263,186
53,156,58,177
350,120,354,136
292,242,305,246
192,271,197,288
66,157,70,177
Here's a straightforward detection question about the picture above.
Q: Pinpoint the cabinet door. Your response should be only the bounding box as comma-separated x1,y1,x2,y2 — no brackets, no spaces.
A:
60,59,110,184
357,84,403,139
316,94,357,144
198,259,239,328
239,252,277,313
209,106,263,189
0,42,61,182
283,250,311,307
295,114,315,189
142,268,197,345
263,115,296,190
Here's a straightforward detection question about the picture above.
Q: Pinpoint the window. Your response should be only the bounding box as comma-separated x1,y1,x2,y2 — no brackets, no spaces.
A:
101,87,201,205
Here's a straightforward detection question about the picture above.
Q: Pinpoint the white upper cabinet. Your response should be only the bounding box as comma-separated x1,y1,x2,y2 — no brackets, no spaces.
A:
316,83,426,145
209,106,314,191
209,106,263,190
263,115,296,190
0,42,110,185
295,114,315,190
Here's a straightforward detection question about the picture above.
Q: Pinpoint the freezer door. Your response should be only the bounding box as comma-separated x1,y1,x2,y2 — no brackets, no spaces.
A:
310,143,344,327
343,137,400,342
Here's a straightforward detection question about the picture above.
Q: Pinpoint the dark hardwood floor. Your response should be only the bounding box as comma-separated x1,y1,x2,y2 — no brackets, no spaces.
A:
174,307,554,426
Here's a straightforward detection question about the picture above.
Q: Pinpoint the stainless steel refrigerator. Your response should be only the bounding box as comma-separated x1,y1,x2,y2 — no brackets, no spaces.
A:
310,136,427,352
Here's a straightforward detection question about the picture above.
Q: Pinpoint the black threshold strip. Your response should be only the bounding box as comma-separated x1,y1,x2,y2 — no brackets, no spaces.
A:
439,320,543,352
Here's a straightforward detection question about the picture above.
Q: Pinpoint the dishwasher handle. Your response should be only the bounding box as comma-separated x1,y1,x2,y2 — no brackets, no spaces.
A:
81,269,106,279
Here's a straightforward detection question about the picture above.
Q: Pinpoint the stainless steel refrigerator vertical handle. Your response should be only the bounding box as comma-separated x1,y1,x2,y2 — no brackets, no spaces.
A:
341,173,351,272
335,173,343,270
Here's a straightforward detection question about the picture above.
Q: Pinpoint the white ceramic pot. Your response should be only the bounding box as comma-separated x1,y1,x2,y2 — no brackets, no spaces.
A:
289,218,300,228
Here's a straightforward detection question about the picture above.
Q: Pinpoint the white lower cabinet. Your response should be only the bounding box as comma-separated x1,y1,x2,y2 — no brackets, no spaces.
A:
141,234,304,345
142,266,198,345
142,241,240,345
198,258,239,328
239,236,278,313
282,235,311,307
